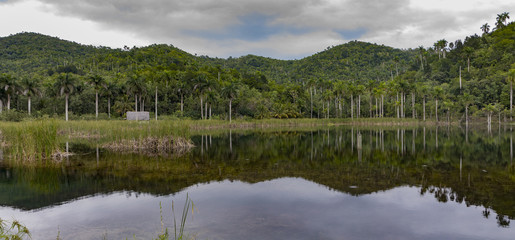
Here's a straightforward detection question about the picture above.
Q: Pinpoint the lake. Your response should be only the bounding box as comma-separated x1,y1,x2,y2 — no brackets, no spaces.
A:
1,125,514,239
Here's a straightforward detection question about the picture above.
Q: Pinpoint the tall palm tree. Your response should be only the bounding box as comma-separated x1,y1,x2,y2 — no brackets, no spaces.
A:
433,86,444,122
0,74,19,110
126,75,145,112
21,77,41,115
102,80,117,118
481,23,490,34
462,47,474,72
496,12,510,29
462,92,474,126
193,72,210,119
221,79,239,122
88,74,106,119
55,73,76,121
418,46,426,71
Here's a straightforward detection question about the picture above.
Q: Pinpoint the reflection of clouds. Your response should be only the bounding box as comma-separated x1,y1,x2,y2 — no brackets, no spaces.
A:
2,178,512,239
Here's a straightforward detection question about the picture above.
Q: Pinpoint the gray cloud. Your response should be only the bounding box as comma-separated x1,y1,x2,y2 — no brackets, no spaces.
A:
22,0,515,59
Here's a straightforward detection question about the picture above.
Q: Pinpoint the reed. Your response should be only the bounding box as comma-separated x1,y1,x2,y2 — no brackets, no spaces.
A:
0,120,61,164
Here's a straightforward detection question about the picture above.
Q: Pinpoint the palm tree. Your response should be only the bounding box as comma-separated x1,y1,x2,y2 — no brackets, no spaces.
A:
334,80,347,118
418,46,426,71
221,79,239,122
462,47,474,72
496,12,510,29
433,86,444,122
21,77,41,115
365,80,376,117
102,80,117,118
126,74,145,112
307,78,317,118
0,74,19,110
193,72,210,119
55,73,76,121
481,23,490,34
88,74,106,119
462,92,474,126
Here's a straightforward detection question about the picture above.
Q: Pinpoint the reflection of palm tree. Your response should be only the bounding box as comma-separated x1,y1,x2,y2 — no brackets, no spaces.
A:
21,77,41,115
55,73,76,121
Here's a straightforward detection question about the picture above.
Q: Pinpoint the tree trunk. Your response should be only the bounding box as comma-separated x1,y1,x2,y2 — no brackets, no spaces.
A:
0,100,3,113
205,101,208,119
459,66,462,89
134,94,138,112
381,95,384,118
435,99,438,122
95,90,99,119
466,105,469,128
108,97,111,118
229,99,232,122
351,94,354,120
412,93,415,119
369,95,372,118
423,96,426,121
310,88,313,118
401,92,404,118
396,93,399,118
511,81,513,121
181,94,184,113
358,95,361,118
65,93,69,121
200,96,203,120
327,100,329,119
28,96,31,115
7,94,10,110
467,57,470,72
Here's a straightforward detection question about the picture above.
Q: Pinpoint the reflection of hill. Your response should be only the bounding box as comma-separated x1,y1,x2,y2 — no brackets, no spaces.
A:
0,127,514,225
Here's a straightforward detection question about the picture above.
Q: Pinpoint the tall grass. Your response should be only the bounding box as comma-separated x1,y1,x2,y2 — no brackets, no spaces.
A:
156,193,194,240
0,218,31,239
0,120,60,164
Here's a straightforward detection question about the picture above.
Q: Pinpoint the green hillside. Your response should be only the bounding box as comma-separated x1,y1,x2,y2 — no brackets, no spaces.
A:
0,15,513,121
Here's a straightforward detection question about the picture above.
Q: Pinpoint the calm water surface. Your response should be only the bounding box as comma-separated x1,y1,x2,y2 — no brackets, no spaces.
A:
0,126,514,239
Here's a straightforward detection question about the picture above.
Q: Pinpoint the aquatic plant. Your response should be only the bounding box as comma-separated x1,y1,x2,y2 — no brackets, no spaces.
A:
0,218,31,240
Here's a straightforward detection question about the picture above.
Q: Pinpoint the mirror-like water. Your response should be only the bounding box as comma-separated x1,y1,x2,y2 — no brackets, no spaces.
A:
1,126,514,239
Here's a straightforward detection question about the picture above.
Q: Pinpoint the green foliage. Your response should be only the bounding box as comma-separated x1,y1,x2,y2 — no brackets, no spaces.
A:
0,218,31,240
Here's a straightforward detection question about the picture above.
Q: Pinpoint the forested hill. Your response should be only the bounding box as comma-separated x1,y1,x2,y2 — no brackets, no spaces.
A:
199,41,415,83
0,32,106,74
0,32,411,84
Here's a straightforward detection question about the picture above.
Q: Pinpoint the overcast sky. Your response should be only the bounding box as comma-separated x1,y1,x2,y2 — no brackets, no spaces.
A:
0,0,513,59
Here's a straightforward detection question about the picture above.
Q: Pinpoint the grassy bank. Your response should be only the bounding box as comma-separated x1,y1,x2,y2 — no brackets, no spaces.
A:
0,117,475,164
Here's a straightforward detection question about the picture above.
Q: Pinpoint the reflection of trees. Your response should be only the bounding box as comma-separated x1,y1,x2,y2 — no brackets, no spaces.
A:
0,126,514,225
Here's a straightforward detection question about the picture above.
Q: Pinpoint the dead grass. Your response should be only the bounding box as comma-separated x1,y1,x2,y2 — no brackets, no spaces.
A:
102,136,194,155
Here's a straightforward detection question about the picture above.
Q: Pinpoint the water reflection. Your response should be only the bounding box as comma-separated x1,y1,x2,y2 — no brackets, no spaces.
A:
0,178,513,240
0,126,514,239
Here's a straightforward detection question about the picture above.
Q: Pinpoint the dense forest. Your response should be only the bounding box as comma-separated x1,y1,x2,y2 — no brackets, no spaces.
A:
0,13,513,122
